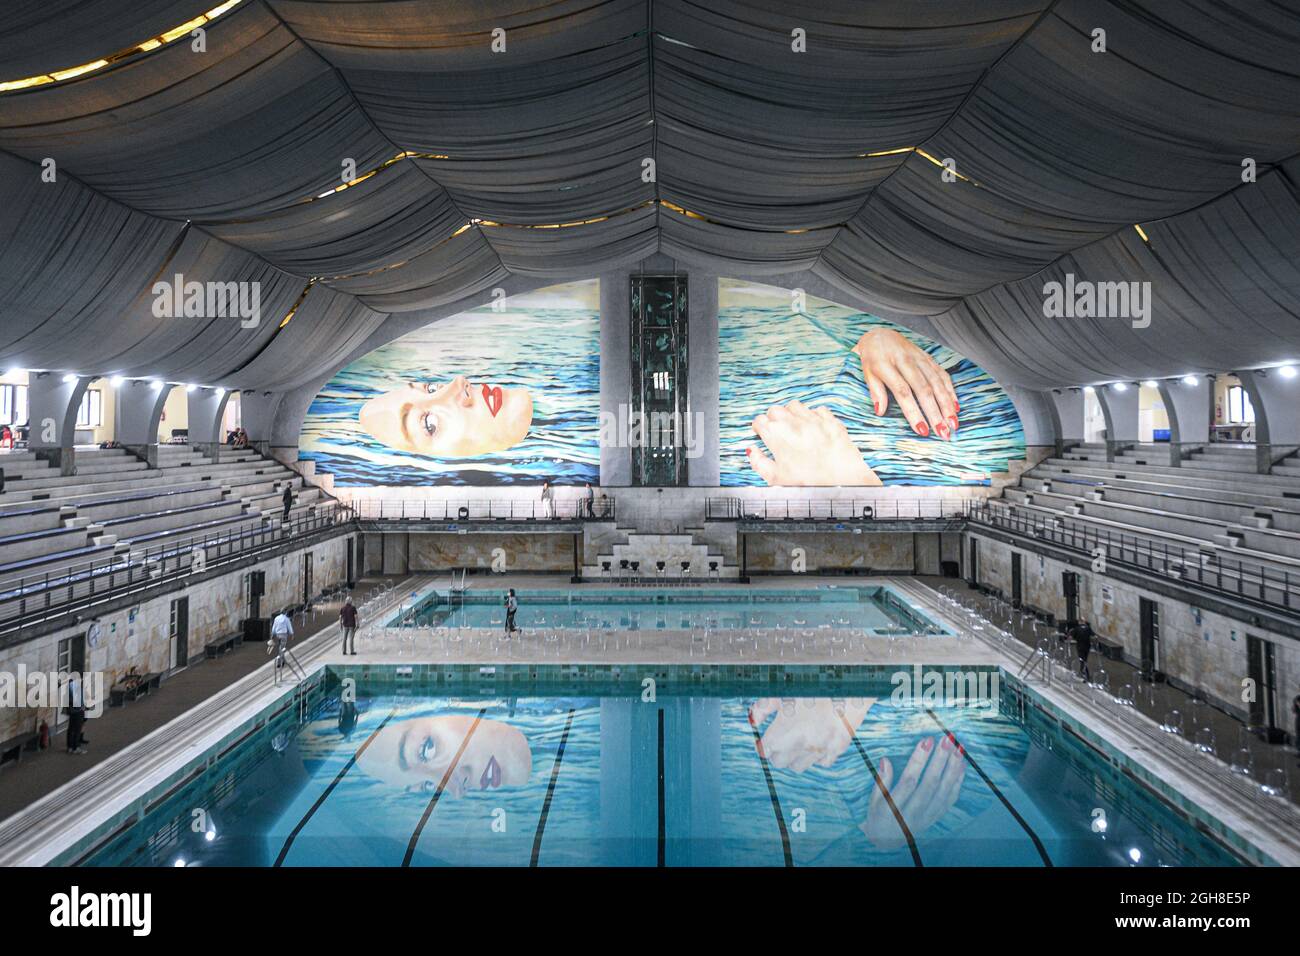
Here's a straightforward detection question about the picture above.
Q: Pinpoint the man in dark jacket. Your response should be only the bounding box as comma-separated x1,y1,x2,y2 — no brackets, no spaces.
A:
282,483,293,523
1070,620,1094,681
339,597,358,656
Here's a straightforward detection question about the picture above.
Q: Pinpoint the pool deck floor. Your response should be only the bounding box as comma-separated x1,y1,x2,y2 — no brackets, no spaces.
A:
2,573,1298,866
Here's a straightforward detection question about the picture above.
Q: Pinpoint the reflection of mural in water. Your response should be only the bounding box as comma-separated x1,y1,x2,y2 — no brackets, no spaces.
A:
718,279,1025,486
300,281,599,486
273,693,1029,866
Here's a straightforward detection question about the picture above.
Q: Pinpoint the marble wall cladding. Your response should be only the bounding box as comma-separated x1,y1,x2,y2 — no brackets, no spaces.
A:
408,533,575,572
743,532,914,573
0,535,354,742
967,531,1298,719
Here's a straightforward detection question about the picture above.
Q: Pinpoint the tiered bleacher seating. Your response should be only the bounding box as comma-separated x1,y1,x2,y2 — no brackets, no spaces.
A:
993,443,1300,594
0,446,333,623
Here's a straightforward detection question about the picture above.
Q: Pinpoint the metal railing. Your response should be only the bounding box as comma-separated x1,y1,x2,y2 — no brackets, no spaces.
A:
706,496,975,521
968,501,1299,614
0,503,353,630
351,497,615,522
929,582,1297,821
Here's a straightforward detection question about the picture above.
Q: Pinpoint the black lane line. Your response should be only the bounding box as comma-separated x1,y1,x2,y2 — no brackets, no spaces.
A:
747,714,793,867
924,709,1053,867
840,714,923,867
656,708,666,867
274,708,398,867
402,708,487,867
530,708,575,867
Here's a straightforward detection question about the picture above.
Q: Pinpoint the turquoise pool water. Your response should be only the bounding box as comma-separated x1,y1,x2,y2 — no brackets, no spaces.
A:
72,667,1246,867
390,586,944,635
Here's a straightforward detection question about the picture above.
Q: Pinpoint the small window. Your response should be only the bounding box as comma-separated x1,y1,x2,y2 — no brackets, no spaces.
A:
1227,385,1255,424
0,384,27,426
76,388,103,428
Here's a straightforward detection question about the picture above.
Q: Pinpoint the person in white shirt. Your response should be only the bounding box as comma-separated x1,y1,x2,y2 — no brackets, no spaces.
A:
271,611,294,680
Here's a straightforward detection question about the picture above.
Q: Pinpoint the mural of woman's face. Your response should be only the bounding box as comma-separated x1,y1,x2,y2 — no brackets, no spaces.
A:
357,715,533,797
358,376,532,456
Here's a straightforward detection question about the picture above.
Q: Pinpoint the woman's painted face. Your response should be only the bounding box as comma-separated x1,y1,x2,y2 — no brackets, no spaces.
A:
357,715,533,797
359,376,532,457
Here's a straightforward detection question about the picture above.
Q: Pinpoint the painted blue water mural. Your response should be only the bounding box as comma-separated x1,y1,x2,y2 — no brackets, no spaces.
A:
718,279,1026,486
300,281,600,486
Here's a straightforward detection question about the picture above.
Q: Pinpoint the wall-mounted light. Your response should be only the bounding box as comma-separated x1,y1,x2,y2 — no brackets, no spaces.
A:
185,384,196,393
1279,366,1297,380
1141,380,1158,388
1083,386,1096,394
149,379,163,390
1181,375,1199,386
62,373,77,384
215,387,226,398
1111,382,1128,392
109,376,124,388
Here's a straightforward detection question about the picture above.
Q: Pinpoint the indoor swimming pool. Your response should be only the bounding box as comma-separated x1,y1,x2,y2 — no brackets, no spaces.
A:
388,586,944,635
68,667,1251,868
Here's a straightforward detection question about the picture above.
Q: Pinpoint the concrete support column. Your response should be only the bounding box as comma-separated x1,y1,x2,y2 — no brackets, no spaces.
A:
686,271,719,486
27,372,89,474
1095,383,1138,461
240,391,280,453
115,379,172,465
1050,389,1085,449
1240,368,1300,473
599,267,633,487
1158,376,1211,466
1004,384,1059,458
187,386,231,461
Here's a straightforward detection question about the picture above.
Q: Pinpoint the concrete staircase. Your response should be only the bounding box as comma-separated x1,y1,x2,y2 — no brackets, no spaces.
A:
582,529,738,581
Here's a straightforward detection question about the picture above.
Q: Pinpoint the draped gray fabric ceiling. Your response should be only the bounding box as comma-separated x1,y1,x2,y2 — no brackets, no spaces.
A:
0,0,1298,391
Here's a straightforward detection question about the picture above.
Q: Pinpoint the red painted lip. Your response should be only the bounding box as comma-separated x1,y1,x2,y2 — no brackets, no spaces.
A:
481,384,503,418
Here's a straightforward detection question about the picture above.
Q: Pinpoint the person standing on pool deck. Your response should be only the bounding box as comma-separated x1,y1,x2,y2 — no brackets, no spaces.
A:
541,480,554,519
65,673,88,755
1072,620,1094,681
504,589,519,635
583,481,595,518
339,596,358,656
282,483,293,523
271,610,294,681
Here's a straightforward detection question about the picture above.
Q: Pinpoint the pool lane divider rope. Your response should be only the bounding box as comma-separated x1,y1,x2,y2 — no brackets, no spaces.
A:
274,707,399,867
530,708,576,866
748,710,793,866
402,708,488,866
923,709,1053,867
839,714,923,867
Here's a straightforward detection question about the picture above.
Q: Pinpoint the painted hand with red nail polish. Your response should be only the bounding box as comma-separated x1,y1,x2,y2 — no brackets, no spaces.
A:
746,401,881,487
851,328,960,439
860,734,967,849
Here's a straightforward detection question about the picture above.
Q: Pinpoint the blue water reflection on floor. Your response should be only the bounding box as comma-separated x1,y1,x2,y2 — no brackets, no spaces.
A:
81,682,1244,867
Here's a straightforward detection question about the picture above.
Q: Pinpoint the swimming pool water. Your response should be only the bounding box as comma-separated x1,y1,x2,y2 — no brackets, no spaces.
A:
391,586,944,635
74,669,1244,867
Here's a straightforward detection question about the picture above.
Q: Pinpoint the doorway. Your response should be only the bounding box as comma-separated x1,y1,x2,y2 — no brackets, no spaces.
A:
1062,571,1080,627
302,552,314,606
1010,552,1022,608
346,538,355,589
968,538,978,584
1246,634,1279,738
1139,597,1160,681
169,597,189,670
